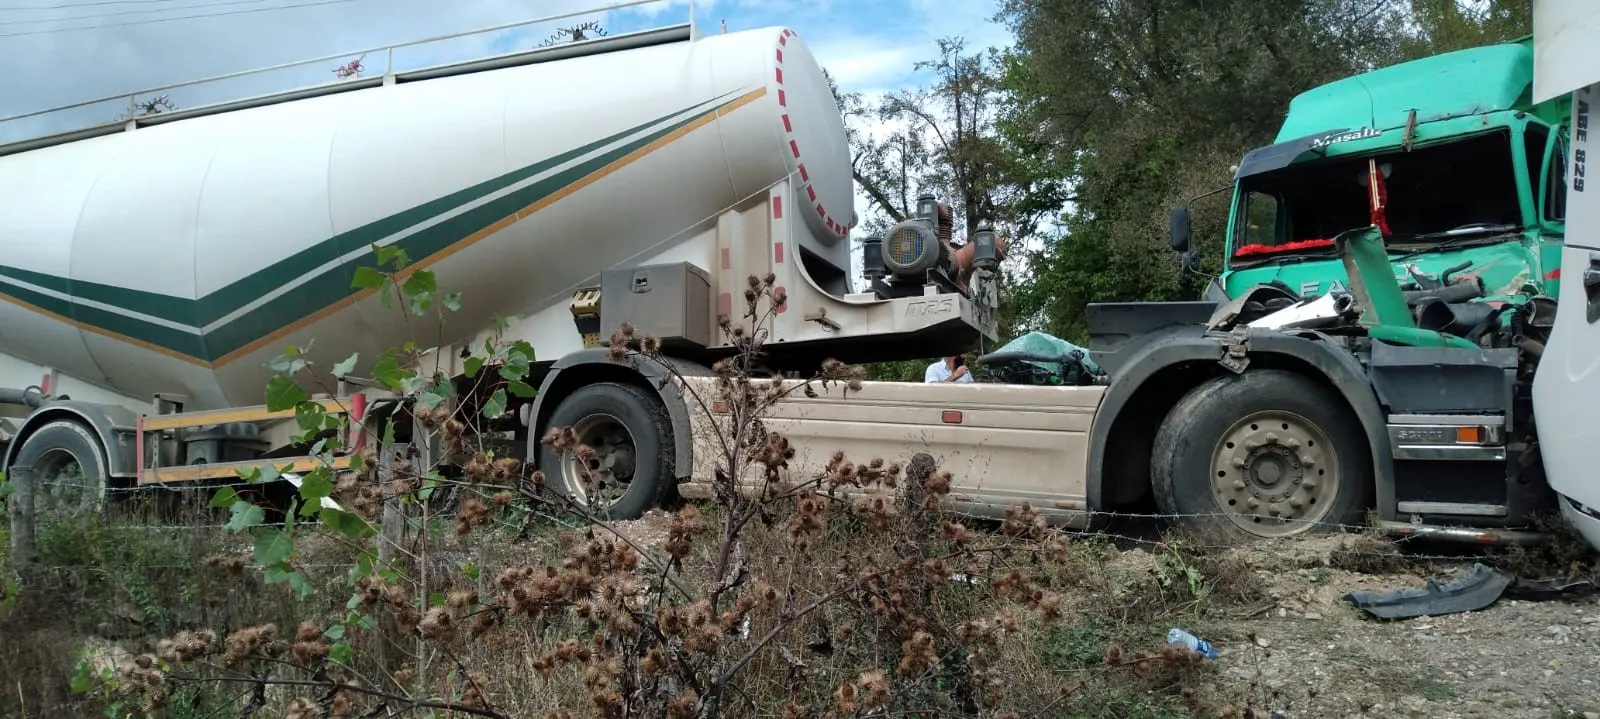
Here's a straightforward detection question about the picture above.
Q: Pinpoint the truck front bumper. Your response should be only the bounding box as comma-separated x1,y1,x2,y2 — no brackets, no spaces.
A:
1558,493,1600,554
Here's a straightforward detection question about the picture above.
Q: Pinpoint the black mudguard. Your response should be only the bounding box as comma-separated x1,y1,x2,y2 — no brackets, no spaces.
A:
3,400,140,478
1085,325,1399,520
526,349,711,480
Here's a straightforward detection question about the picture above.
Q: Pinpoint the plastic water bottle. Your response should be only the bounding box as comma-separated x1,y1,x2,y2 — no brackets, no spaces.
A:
1166,628,1219,659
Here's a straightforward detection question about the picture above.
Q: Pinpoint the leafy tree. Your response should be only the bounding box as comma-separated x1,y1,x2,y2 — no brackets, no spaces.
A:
848,37,1070,256
994,0,1403,341
829,39,1070,378
1393,0,1532,60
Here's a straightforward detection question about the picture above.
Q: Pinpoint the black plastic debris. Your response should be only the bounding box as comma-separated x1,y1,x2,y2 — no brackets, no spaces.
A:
1343,563,1512,620
1506,575,1596,601
1344,563,1597,620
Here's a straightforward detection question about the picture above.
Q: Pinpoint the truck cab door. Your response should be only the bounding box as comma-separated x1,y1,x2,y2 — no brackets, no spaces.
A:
1531,82,1600,550
1538,122,1569,234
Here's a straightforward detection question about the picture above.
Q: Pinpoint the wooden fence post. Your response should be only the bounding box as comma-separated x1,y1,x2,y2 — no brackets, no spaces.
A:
6,464,37,565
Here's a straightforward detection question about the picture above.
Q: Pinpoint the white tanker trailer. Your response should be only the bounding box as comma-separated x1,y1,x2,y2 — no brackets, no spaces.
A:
0,15,867,411
0,7,1053,523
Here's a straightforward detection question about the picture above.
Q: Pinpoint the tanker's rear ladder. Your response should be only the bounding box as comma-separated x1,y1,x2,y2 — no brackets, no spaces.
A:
0,0,697,158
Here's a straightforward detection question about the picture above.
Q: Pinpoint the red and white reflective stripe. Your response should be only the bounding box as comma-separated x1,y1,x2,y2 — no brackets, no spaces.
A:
774,27,851,239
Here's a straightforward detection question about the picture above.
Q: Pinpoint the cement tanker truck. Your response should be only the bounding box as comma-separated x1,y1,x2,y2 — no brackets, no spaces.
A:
0,5,1051,523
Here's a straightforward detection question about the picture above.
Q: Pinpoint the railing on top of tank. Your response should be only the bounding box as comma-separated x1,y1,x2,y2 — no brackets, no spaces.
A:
0,0,696,153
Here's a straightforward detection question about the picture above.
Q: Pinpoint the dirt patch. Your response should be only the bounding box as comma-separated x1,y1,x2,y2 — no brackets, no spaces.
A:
1203,594,1600,717
604,508,676,551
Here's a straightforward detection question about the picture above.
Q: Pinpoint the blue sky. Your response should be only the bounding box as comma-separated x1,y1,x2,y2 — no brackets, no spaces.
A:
471,1,1015,96
596,0,1014,97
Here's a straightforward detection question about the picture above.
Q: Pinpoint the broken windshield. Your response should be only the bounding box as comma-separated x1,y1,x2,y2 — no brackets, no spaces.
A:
1229,129,1522,263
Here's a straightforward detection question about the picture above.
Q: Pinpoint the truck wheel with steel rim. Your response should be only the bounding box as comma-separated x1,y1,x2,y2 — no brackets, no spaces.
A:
10,418,112,517
538,382,675,520
1150,369,1370,539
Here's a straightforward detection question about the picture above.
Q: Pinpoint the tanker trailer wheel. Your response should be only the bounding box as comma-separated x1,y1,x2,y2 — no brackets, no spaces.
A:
1150,369,1370,540
538,382,675,520
10,419,112,517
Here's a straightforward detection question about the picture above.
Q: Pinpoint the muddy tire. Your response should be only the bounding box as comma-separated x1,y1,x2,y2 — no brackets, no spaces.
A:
537,382,675,520
11,419,112,516
1150,370,1370,540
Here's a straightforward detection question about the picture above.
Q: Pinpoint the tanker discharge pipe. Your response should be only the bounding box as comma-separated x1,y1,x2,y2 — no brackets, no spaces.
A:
0,387,46,409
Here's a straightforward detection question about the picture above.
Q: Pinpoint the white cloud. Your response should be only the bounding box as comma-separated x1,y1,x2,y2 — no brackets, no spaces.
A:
808,43,919,90
903,0,1012,49
635,0,839,20
804,1,1011,96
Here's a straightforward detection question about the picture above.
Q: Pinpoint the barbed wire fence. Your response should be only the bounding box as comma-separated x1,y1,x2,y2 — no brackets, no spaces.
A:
7,463,1553,677
6,462,1560,572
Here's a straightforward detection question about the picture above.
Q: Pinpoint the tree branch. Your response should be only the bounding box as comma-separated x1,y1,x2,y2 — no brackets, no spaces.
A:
854,169,907,224
167,674,509,719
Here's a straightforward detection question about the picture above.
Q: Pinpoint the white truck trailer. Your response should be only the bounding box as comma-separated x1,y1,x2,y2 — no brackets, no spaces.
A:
0,3,1095,526
1530,0,1600,554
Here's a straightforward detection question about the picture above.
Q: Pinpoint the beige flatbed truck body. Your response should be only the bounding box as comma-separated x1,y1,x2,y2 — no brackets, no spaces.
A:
672,377,1105,527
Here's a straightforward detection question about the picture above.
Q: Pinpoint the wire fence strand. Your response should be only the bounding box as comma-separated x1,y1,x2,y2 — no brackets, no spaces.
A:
6,502,1545,571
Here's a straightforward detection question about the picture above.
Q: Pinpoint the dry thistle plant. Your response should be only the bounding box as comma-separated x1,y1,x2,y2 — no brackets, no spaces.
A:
65,253,1114,718
483,272,1091,716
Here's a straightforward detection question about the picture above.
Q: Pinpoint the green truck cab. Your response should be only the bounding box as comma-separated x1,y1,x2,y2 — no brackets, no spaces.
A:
1180,36,1571,312
1081,36,1574,544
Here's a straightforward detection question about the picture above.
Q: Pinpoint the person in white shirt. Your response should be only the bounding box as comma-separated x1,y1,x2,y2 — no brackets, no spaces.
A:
925,355,973,383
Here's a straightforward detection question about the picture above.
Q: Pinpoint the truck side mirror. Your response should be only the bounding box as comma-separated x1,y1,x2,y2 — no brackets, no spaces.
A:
1169,205,1191,252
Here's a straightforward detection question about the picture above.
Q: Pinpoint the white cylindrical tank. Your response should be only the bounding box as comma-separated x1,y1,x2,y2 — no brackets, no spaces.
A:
0,25,853,410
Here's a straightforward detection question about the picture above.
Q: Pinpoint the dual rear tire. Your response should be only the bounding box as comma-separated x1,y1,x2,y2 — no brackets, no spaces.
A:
1150,370,1370,539
9,419,111,515
537,382,676,520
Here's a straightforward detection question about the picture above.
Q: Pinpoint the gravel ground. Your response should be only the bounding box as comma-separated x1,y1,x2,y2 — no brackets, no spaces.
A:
1204,592,1600,717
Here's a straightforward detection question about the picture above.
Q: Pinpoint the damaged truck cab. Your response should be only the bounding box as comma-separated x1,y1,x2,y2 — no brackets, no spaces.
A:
1088,36,1571,542
1201,35,1569,306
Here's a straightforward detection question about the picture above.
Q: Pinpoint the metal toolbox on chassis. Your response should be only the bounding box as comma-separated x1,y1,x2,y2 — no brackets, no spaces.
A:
600,261,713,350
